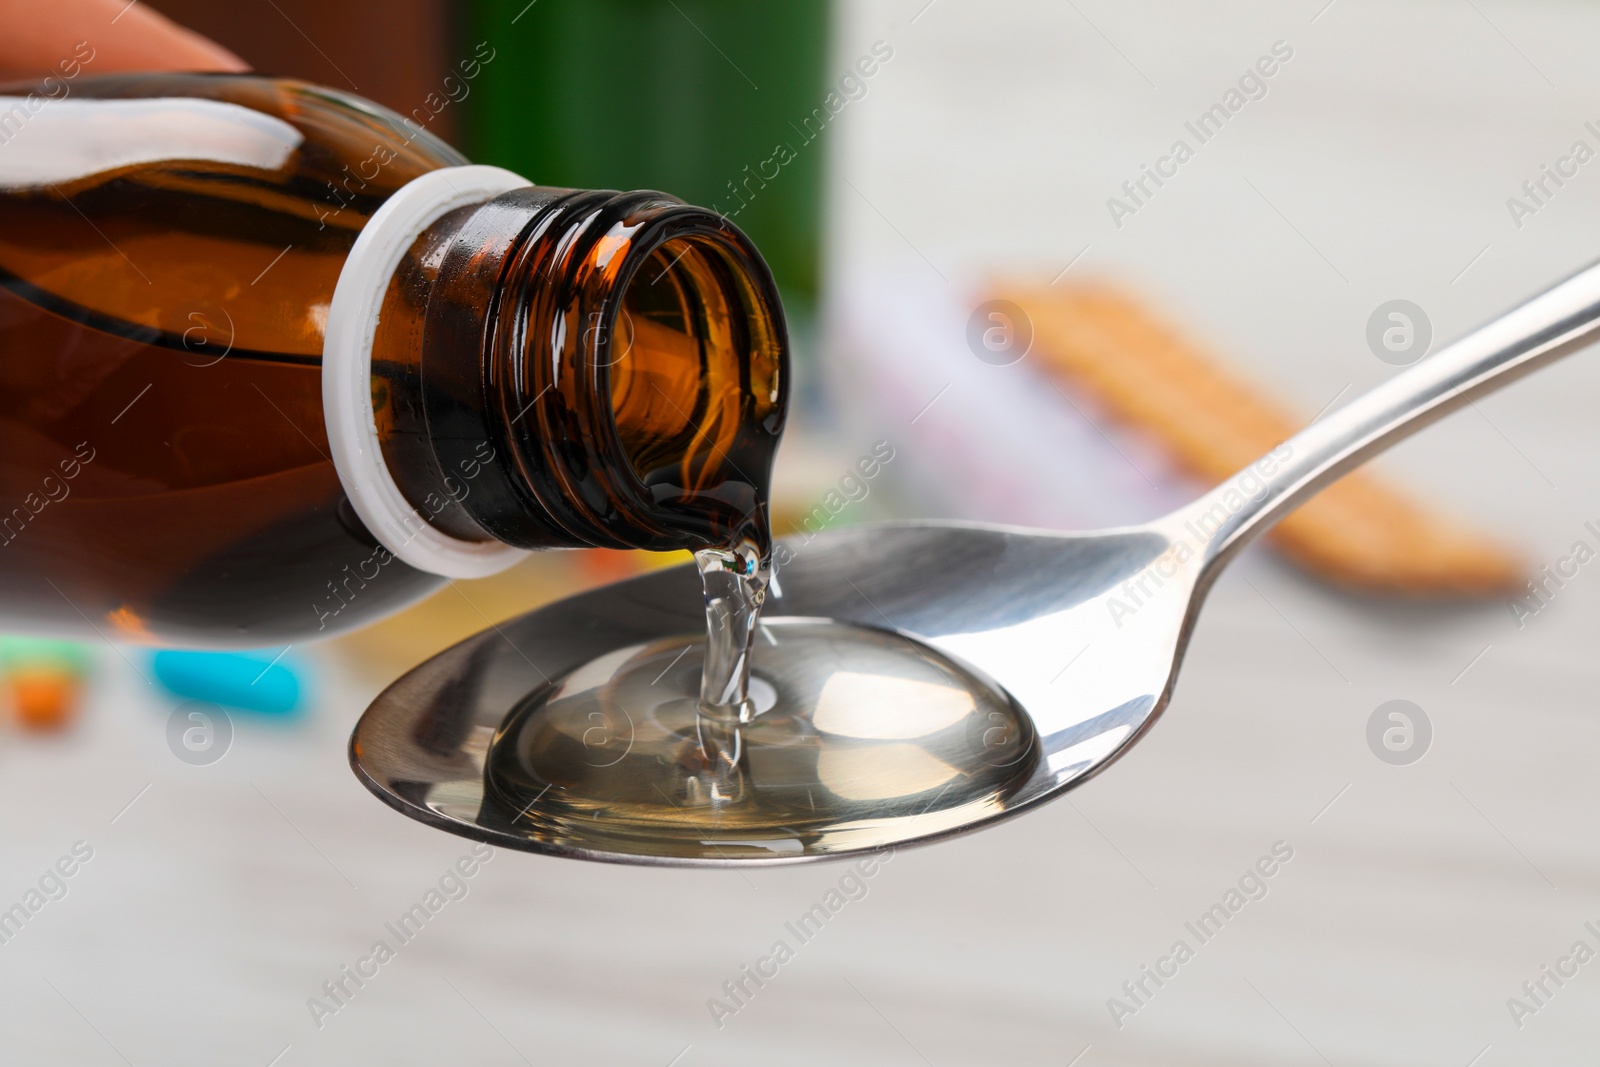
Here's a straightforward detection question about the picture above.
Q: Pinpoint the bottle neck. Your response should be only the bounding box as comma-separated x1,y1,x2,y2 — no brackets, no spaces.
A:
373,185,788,557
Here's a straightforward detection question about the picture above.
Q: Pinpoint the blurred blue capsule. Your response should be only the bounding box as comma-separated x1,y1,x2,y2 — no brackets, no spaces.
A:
150,649,303,716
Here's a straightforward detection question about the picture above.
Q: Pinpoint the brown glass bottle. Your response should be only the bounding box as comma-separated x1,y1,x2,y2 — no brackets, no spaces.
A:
0,73,786,646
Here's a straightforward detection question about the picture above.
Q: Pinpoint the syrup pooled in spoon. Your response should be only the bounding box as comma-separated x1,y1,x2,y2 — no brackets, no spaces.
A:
483,525,1042,862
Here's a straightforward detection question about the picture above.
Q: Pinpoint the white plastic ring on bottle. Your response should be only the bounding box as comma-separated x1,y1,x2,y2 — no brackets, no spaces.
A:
323,165,533,578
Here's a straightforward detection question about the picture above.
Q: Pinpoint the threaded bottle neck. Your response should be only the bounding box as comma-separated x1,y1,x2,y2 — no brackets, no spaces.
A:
379,185,787,556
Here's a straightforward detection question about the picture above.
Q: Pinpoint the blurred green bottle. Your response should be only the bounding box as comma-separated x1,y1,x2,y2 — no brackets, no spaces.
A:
462,0,831,309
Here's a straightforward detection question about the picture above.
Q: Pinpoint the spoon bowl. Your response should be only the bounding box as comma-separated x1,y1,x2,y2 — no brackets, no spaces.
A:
351,519,1199,865
352,256,1600,865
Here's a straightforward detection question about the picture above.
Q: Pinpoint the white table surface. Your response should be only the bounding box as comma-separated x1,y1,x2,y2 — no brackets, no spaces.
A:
7,2,1600,1064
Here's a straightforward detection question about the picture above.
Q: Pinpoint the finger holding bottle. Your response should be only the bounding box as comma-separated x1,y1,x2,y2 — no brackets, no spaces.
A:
0,0,246,80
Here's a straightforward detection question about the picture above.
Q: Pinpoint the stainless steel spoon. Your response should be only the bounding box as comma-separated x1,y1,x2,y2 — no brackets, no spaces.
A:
351,258,1600,866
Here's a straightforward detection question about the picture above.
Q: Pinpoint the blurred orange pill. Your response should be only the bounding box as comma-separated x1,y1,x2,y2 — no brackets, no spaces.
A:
8,669,80,731
0,639,89,733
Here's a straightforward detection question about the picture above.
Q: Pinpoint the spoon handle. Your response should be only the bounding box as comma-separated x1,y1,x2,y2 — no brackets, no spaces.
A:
1182,258,1600,576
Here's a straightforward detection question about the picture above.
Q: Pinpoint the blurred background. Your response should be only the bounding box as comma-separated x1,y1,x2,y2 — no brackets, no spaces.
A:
8,1,1600,1063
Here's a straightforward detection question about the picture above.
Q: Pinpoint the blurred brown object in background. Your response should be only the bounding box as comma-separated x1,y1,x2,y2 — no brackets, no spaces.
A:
1004,284,1526,597
148,0,456,141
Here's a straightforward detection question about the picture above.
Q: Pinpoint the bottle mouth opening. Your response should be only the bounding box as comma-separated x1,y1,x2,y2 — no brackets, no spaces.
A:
601,218,786,549
483,190,789,552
